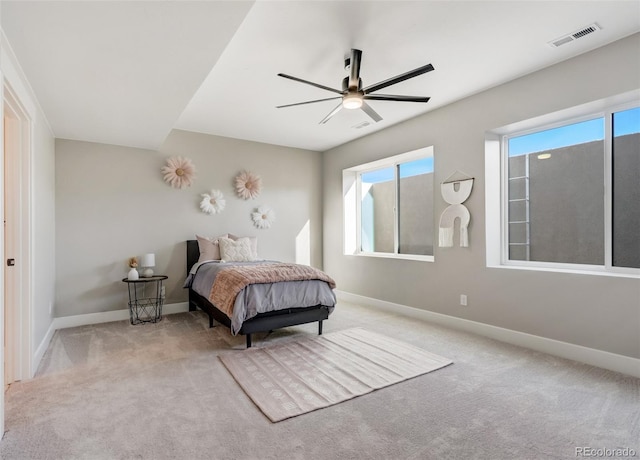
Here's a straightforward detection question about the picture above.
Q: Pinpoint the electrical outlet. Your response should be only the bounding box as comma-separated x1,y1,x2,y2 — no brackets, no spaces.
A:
460,294,468,306
161,286,166,298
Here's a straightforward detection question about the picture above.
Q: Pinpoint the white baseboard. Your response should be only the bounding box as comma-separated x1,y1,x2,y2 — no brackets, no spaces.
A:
336,290,640,378
51,302,190,330
31,302,190,376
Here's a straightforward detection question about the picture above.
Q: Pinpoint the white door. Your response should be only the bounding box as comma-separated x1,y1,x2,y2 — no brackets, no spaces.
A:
3,109,20,389
2,83,30,390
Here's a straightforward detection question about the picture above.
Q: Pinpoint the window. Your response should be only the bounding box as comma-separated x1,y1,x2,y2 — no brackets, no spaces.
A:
343,147,434,261
498,101,639,273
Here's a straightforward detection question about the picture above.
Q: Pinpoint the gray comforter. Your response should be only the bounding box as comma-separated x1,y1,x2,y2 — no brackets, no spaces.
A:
184,261,336,335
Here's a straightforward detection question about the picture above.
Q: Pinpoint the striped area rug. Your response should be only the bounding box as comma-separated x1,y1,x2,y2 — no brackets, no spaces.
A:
219,328,453,422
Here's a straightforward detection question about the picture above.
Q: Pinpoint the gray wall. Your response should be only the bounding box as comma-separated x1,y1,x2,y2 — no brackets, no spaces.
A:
366,173,434,255
509,141,605,265
399,173,434,256
55,130,323,317
322,33,640,359
32,99,57,350
613,134,640,268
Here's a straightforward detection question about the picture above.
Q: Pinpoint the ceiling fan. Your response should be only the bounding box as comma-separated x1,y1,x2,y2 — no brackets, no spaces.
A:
276,48,434,124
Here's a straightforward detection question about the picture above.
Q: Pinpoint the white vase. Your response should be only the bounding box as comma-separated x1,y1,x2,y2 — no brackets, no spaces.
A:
127,267,139,280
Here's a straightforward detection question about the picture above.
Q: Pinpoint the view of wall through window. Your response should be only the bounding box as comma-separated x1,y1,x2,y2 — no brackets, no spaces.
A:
613,107,640,268
342,146,434,260
505,106,639,269
360,157,434,256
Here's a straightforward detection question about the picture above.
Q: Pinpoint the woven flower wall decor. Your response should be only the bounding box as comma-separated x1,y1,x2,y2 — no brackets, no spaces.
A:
252,205,275,229
200,189,226,215
234,170,262,200
161,156,196,189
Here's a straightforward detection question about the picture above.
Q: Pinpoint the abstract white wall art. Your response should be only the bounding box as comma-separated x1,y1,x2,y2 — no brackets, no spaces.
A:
161,156,196,189
200,189,226,215
234,170,262,200
439,172,474,248
252,205,275,229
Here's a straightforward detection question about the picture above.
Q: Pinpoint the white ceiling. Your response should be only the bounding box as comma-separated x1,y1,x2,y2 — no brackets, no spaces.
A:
3,1,640,152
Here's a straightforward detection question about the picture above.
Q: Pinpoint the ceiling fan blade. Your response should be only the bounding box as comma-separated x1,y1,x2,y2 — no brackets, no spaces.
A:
362,63,434,94
277,73,344,95
364,94,431,103
348,48,362,90
276,97,341,109
319,103,343,124
361,102,382,123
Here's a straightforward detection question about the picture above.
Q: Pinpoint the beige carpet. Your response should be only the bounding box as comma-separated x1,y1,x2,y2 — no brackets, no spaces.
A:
1,304,638,459
219,327,453,422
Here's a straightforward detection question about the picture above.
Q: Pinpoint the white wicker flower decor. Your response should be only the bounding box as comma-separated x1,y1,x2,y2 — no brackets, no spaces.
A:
234,170,262,200
252,205,275,229
161,156,196,189
200,189,226,215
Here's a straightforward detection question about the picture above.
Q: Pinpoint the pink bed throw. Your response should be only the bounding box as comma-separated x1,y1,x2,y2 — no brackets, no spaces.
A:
210,263,336,317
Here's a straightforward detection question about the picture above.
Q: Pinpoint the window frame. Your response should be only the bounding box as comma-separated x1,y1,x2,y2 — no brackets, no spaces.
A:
496,97,639,276
343,146,435,262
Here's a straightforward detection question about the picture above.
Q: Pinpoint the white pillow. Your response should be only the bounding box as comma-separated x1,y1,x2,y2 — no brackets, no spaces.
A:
219,237,255,262
196,234,228,263
228,233,258,260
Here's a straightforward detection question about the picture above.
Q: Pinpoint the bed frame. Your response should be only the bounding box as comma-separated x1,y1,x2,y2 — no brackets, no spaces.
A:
186,240,330,348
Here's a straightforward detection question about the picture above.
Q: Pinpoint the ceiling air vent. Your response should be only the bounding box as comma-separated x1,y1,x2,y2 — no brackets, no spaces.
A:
352,121,371,130
548,23,601,48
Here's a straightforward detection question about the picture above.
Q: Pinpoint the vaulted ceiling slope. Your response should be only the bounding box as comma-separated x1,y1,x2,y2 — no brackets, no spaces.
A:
3,1,640,152
1,1,255,149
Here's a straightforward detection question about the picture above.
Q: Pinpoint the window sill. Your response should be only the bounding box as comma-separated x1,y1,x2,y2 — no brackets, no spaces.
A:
348,252,434,262
488,261,640,279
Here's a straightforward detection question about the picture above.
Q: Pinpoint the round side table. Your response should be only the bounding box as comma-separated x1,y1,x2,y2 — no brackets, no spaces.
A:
122,275,168,324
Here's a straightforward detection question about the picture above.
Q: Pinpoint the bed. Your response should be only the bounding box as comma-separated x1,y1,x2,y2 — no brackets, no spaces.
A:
185,239,336,347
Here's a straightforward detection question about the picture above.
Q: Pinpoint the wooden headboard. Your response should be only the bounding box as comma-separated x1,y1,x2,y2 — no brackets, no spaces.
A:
186,240,199,274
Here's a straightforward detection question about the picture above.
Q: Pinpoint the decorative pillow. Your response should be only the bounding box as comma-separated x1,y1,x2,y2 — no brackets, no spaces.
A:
196,234,228,263
219,237,255,262
228,233,258,260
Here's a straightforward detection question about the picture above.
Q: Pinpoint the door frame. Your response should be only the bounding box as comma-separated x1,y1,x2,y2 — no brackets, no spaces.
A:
1,31,38,439
2,80,32,385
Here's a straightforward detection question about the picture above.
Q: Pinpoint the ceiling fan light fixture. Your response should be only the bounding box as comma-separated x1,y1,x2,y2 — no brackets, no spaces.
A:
343,94,363,109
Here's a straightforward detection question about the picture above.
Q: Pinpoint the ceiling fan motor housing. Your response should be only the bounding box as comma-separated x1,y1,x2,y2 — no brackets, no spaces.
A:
342,76,362,92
